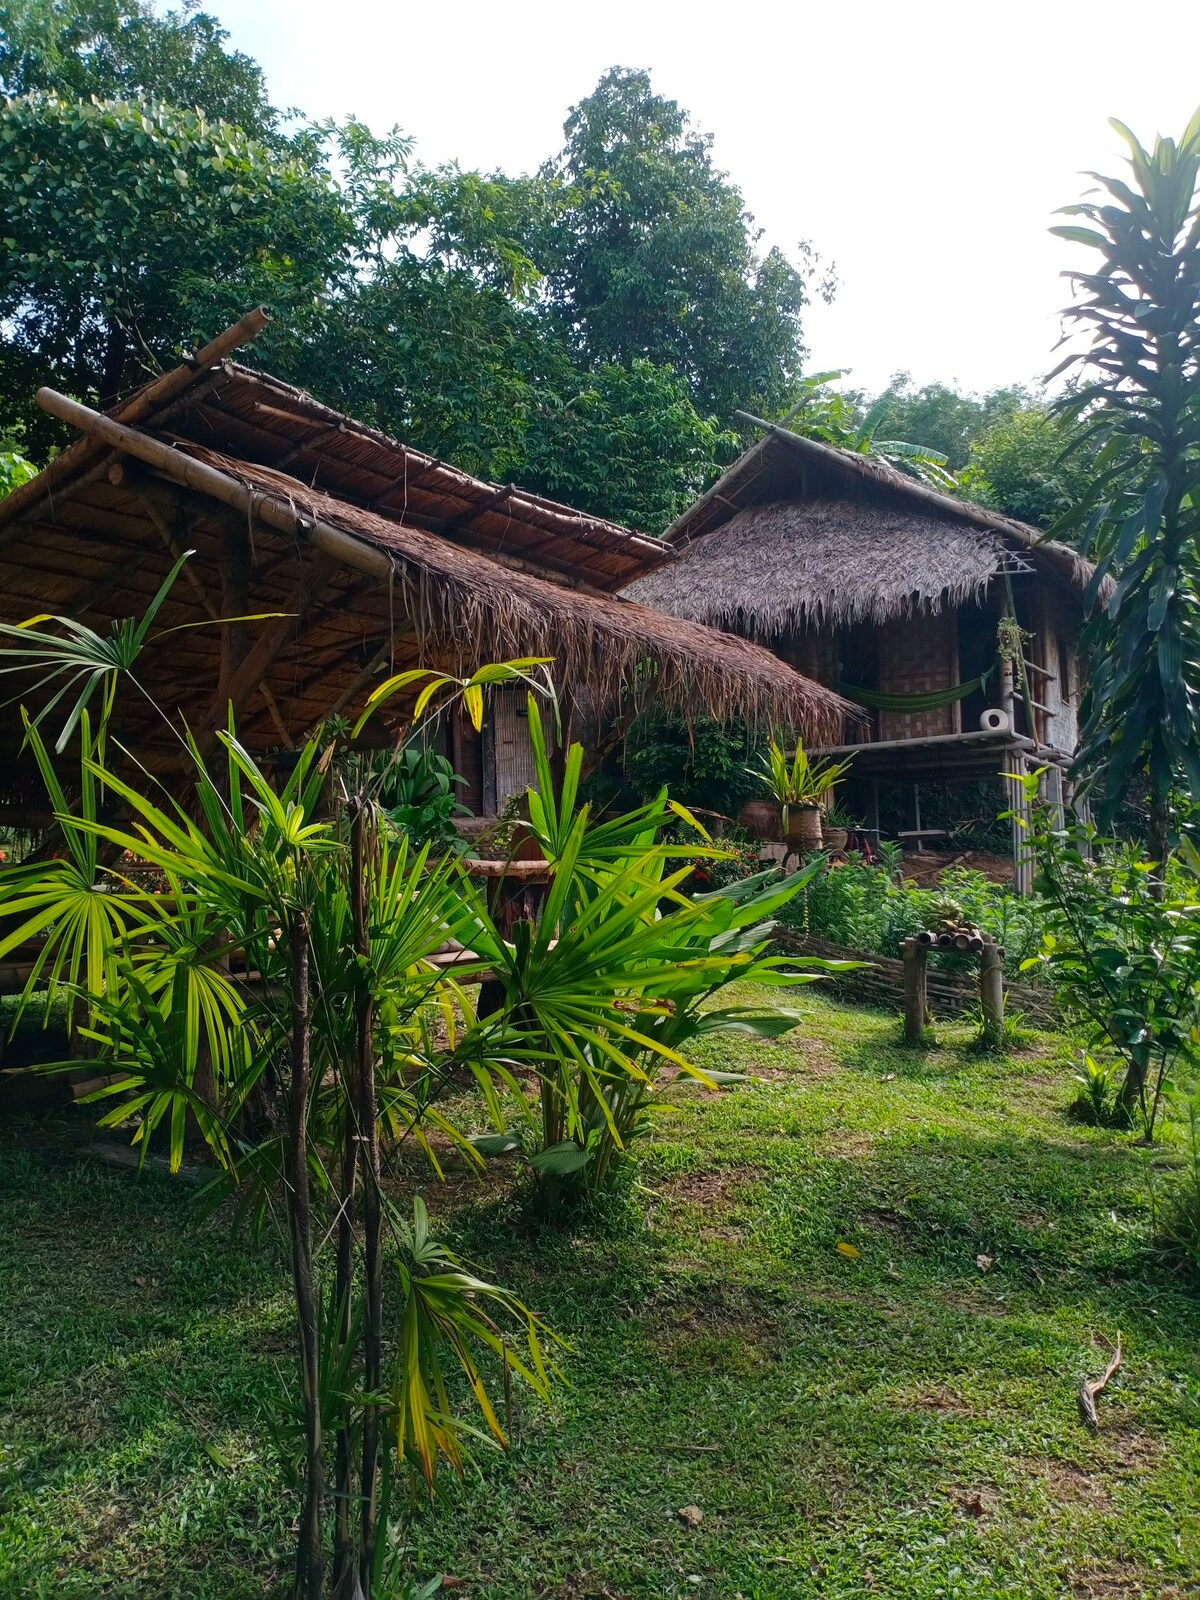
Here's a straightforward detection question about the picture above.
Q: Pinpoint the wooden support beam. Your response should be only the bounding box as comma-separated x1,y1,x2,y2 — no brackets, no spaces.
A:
209,552,341,728
126,473,223,625
902,939,929,1045
979,941,1005,1048
259,682,292,746
0,308,269,534
36,388,396,586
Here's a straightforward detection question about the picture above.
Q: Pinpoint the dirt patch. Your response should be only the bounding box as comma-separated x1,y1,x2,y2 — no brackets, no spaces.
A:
1035,1457,1112,1509
1069,1569,1182,1599
540,1579,630,1600
815,1128,876,1160
659,1164,761,1209
904,1384,970,1415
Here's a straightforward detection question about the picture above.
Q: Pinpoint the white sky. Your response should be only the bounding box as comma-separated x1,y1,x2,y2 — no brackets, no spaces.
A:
208,0,1200,399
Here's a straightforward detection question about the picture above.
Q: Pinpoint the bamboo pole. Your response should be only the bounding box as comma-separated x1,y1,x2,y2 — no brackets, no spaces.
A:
353,804,383,1595
36,387,396,582
979,940,1005,1048
0,309,269,533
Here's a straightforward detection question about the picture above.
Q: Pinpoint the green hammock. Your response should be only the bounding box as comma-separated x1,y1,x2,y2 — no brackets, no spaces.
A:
837,665,995,714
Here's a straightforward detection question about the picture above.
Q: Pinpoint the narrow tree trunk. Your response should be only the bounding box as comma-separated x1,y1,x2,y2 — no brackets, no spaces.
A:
289,910,324,1600
98,319,126,411
353,806,383,1596
1120,793,1172,1126
331,1109,359,1594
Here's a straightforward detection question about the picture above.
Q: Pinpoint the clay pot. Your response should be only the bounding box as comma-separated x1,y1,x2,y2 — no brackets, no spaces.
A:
738,800,782,842
823,826,849,853
507,822,546,862
785,805,823,851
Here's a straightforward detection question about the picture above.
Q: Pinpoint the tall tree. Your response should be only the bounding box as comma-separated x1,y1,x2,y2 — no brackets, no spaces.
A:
1052,109,1200,862
534,67,817,424
961,402,1096,528
0,0,275,131
866,374,1030,471
0,93,368,450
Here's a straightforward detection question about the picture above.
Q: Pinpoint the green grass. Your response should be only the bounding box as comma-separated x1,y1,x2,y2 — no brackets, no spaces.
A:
2,989,1199,1598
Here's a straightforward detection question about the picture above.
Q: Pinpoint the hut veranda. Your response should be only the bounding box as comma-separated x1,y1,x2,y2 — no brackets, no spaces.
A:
0,312,845,828
625,416,1108,889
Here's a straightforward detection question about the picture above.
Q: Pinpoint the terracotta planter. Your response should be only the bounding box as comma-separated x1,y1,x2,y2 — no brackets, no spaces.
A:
508,821,547,863
738,800,782,842
785,805,823,851
823,826,849,853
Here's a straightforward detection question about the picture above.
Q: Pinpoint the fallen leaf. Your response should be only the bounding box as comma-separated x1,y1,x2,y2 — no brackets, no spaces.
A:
677,1504,704,1528
836,1242,861,1259
976,1254,994,1273
959,1492,986,1517
133,1275,147,1288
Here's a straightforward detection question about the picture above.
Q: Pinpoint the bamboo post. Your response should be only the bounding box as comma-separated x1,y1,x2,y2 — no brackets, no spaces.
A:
979,939,1005,1048
902,937,928,1045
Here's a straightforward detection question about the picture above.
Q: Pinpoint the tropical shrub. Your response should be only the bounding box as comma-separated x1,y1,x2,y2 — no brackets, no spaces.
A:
1016,776,1200,1137
468,702,841,1209
779,851,1043,971
377,743,470,852
0,575,839,1590
619,712,761,819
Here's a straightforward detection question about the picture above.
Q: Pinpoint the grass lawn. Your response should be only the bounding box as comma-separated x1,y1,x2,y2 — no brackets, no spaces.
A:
2,989,1198,1599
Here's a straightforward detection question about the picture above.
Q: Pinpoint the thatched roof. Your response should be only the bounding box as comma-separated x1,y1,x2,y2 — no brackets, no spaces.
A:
0,315,848,790
625,421,1108,630
625,498,1018,636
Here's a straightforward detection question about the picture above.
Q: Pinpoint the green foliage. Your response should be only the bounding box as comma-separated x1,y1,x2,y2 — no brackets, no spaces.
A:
748,736,853,831
1050,109,1200,837
0,91,363,450
466,700,838,1207
859,373,1032,471
1070,1050,1124,1126
0,0,276,131
535,66,818,425
1017,776,1200,1137
960,402,1097,528
378,745,469,854
783,853,1043,970
1155,1090,1200,1272
779,372,956,488
0,29,822,530
620,713,761,819
0,448,36,496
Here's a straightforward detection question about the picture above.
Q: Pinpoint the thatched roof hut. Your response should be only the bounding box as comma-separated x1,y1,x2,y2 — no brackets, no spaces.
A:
625,421,1104,633
622,416,1107,891
0,314,847,813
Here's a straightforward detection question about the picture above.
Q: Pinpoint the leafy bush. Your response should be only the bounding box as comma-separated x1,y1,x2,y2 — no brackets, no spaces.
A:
1017,777,1200,1137
1070,1051,1125,1126
778,851,1043,970
377,743,469,852
1155,1092,1200,1274
621,713,761,819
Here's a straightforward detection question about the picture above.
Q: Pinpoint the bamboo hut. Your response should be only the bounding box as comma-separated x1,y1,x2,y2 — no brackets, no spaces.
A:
0,313,847,824
624,418,1108,888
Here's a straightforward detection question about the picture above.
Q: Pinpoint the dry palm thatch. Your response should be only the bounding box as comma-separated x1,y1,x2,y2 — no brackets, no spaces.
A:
183,447,849,738
624,499,1015,637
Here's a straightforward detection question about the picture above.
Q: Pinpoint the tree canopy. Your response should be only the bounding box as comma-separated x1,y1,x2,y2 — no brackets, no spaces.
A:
0,9,824,532
0,0,275,131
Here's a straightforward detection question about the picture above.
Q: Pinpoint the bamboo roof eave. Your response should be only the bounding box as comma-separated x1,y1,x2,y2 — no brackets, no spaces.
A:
27,386,852,742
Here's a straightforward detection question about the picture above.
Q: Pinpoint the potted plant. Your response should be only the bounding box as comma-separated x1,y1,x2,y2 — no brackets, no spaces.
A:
821,801,856,854
747,740,853,851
